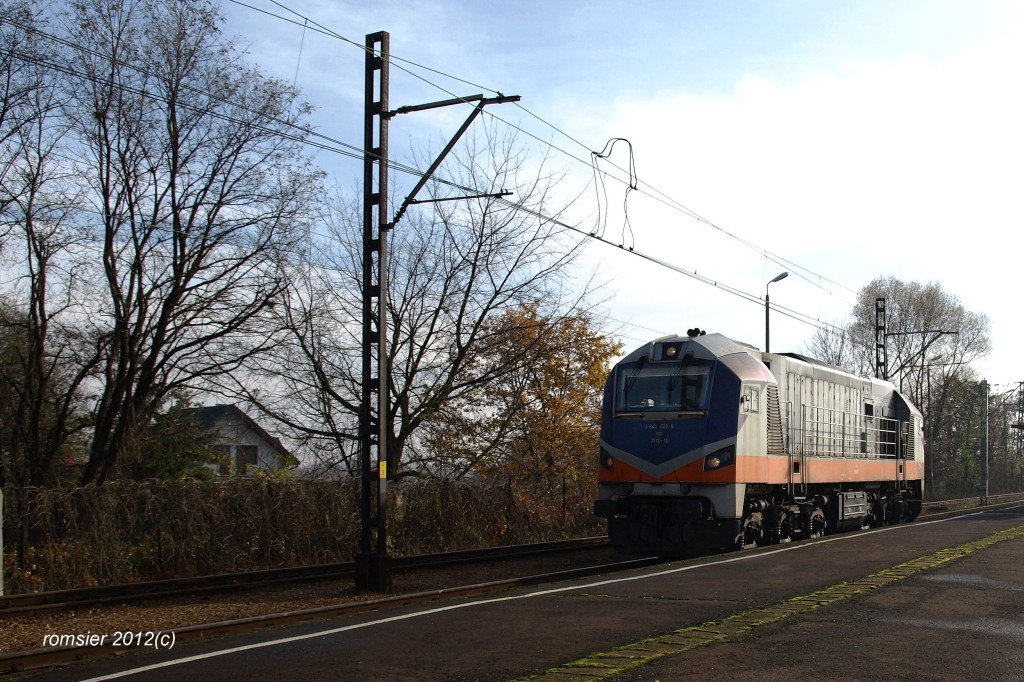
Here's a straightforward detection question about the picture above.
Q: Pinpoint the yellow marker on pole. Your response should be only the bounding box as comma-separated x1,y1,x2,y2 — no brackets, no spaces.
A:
379,461,387,480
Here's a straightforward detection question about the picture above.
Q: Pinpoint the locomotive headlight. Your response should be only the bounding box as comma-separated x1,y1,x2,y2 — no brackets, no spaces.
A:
703,446,736,471
660,342,683,361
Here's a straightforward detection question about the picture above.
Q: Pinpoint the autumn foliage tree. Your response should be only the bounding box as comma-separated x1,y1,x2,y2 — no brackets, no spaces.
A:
418,304,621,484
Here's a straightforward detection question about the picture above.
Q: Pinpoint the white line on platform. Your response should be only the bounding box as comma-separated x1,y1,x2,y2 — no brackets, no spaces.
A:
81,506,1019,681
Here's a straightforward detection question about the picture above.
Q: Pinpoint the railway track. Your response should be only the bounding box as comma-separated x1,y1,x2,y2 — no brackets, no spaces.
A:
920,490,1024,513
0,536,610,617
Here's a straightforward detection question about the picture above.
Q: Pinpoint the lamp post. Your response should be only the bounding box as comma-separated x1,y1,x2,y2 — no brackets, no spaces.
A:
765,271,788,353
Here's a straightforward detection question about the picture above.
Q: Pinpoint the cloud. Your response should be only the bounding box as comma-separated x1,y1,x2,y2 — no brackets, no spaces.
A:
575,28,1024,378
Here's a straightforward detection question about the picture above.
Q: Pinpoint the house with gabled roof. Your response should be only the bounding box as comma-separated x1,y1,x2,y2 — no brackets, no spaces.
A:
190,404,297,475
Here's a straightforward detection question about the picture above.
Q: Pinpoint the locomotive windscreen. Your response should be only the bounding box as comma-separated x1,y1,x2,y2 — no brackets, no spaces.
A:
617,359,713,413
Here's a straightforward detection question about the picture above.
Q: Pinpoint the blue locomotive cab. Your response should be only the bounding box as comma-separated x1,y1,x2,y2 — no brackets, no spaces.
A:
596,332,748,555
599,333,745,479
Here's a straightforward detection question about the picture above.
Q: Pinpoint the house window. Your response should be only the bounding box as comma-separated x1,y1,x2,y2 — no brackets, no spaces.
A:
213,444,231,475
236,445,258,472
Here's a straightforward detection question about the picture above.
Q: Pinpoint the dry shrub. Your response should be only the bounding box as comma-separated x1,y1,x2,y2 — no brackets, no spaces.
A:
1,479,359,593
388,476,600,554
0,475,600,593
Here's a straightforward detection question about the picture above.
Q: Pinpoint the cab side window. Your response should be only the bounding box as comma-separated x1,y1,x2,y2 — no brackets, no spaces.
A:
743,385,761,413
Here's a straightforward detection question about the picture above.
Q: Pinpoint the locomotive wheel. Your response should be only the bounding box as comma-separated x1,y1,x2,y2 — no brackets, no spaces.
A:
807,507,827,538
779,514,795,542
866,501,885,528
756,528,780,546
795,505,826,539
739,515,764,548
757,505,787,545
884,499,901,524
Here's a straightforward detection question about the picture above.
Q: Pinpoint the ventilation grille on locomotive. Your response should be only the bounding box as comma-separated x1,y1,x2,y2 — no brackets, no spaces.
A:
904,416,916,461
766,384,785,455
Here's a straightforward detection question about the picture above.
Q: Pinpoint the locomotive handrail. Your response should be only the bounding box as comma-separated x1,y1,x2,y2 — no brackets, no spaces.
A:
798,404,903,459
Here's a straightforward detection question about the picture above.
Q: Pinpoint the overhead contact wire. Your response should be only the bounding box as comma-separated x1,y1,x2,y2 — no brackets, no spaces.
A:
231,0,858,306
10,9,842,337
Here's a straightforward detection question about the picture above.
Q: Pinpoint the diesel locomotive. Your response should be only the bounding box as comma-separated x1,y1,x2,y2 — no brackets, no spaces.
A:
594,330,923,556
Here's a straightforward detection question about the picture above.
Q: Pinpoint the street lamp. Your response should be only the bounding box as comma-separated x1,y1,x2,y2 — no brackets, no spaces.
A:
765,271,788,353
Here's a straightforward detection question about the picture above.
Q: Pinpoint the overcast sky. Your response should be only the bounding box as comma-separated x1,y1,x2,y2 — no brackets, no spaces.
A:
223,0,1024,388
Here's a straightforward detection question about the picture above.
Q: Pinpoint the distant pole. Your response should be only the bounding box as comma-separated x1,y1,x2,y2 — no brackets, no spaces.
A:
765,271,788,353
875,298,886,379
982,379,989,504
1018,382,1024,489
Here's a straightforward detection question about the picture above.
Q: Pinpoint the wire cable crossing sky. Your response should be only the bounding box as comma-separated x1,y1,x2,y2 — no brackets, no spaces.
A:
219,0,1024,383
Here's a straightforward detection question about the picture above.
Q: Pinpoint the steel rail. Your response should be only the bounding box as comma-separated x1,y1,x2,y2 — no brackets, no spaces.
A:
921,491,1024,511
0,536,609,616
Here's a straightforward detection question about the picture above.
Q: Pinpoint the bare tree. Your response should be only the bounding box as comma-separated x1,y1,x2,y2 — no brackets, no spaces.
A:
803,276,991,499
0,1,45,230
57,0,323,482
804,323,857,370
0,0,98,491
233,125,596,479
0,59,96,488
845,278,989,404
